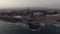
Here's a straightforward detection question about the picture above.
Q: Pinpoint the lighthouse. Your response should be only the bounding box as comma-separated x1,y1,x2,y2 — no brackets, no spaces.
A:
28,8,29,12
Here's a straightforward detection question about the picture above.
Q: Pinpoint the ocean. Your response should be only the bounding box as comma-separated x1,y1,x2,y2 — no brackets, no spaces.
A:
0,20,60,34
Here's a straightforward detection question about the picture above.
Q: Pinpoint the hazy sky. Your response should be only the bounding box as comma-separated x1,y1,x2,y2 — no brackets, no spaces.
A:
0,0,60,9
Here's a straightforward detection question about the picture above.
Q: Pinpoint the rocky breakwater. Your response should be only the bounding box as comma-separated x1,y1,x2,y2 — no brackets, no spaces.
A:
0,15,24,23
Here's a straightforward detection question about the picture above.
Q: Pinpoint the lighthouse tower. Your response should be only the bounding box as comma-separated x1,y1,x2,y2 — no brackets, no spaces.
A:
28,8,29,12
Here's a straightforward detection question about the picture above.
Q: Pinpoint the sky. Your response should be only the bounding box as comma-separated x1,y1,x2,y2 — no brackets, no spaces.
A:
0,0,60,9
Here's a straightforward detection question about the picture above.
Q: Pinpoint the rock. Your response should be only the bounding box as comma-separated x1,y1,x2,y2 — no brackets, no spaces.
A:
27,23,40,29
